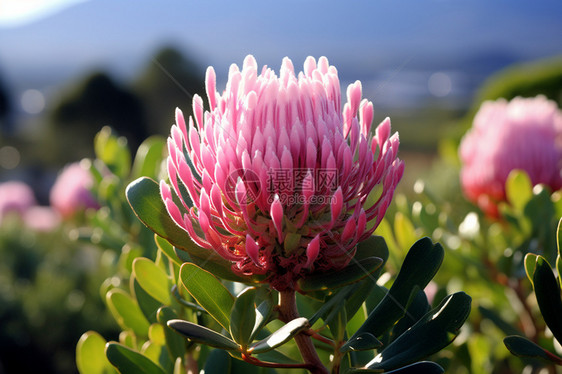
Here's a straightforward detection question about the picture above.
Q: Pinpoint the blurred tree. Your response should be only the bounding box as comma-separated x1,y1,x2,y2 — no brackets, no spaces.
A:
133,46,205,136
439,55,562,168
47,72,148,165
466,55,562,127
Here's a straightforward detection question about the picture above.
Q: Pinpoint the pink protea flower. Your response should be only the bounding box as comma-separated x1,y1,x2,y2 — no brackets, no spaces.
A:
24,206,61,232
50,161,99,218
0,181,36,224
161,55,404,290
460,96,562,217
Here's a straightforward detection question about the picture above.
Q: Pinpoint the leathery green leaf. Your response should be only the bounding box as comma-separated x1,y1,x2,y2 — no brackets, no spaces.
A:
298,257,383,292
179,263,234,330
106,288,150,336
154,235,182,266
167,319,239,350
524,253,539,286
133,258,172,305
505,169,533,212
348,361,444,373
340,332,382,353
250,290,275,341
131,136,166,180
366,292,471,371
157,307,187,361
76,331,116,374
105,342,166,374
249,317,310,354
394,212,418,252
533,256,562,344
229,287,257,347
131,275,161,324
351,237,444,340
504,335,562,365
203,349,232,373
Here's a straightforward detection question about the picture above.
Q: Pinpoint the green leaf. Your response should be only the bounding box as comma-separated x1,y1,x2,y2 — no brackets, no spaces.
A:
140,341,168,370
126,177,255,283
351,237,444,340
504,335,562,365
251,291,275,341
524,253,539,286
505,169,533,212
230,287,257,347
171,284,207,312
345,277,376,323
355,236,389,262
478,306,522,337
328,305,347,342
148,324,166,346
131,275,162,324
106,289,150,336
179,263,234,330
391,289,430,339
384,361,444,373
249,317,310,354
394,212,418,251
157,307,187,361
354,235,389,281
131,136,166,180
95,127,131,179
348,361,444,373
556,218,562,287
155,235,182,266
105,342,166,374
119,331,136,349
557,218,562,257
558,255,562,290
298,257,383,292
340,333,382,353
309,284,356,326
255,349,301,365
533,256,562,344
203,349,232,373
167,319,239,350
366,292,471,371
76,331,116,374
132,258,172,305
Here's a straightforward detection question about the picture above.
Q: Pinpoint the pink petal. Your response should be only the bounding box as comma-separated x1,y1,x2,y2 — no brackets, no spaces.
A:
305,234,320,268
330,187,344,228
246,234,261,266
270,195,284,243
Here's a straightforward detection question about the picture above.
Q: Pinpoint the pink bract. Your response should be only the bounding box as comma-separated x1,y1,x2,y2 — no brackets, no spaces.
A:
161,55,404,290
50,161,99,218
460,96,562,217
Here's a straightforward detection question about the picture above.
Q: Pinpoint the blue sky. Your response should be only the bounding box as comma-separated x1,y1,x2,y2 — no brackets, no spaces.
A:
1,0,561,105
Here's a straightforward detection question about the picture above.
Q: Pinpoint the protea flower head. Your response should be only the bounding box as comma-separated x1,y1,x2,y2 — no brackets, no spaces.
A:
50,161,99,218
161,55,404,290
460,96,562,217
0,181,36,224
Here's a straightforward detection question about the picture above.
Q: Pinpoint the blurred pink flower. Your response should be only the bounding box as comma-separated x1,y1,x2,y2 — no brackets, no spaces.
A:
23,206,61,231
460,96,562,217
161,55,404,290
50,161,99,218
0,181,36,224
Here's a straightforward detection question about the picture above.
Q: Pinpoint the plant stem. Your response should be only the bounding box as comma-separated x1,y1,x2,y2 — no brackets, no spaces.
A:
278,290,329,374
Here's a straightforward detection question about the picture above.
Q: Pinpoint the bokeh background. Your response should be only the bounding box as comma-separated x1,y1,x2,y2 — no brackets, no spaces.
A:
2,0,562,194
1,1,562,373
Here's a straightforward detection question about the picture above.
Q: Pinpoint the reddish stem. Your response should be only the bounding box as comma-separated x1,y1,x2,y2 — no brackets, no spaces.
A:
278,290,329,374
